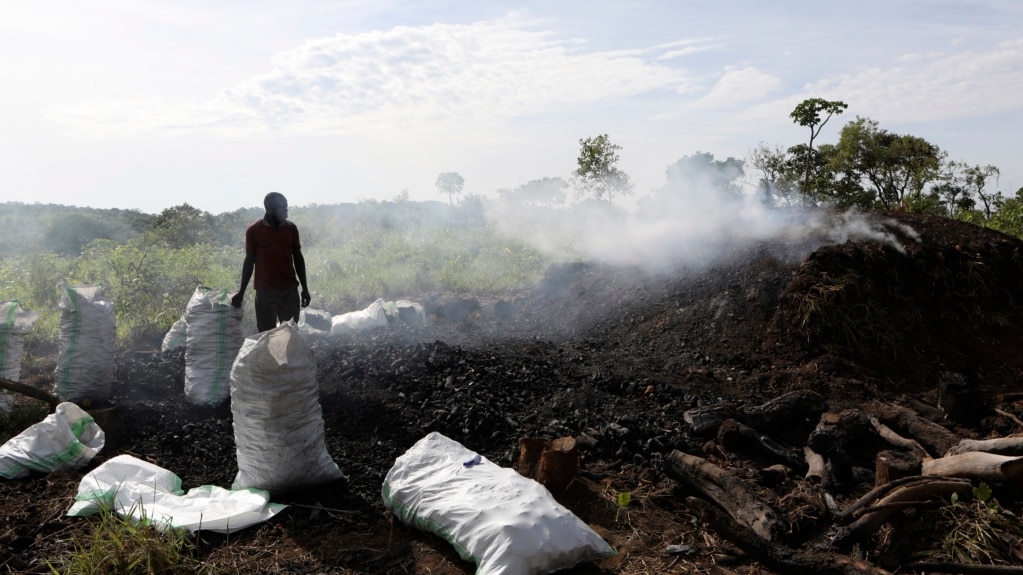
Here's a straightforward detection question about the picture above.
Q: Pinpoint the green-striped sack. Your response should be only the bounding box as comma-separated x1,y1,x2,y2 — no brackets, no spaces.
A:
53,284,116,403
184,285,243,407
0,300,39,415
0,402,105,479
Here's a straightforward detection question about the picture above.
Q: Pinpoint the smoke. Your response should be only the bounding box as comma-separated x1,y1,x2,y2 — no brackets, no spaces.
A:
484,177,919,275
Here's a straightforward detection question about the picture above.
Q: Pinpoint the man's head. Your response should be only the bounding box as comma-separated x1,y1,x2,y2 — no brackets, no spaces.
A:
264,192,288,226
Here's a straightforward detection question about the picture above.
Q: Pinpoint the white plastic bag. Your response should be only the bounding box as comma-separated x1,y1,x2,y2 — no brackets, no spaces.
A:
230,322,344,493
184,285,243,407
382,432,615,575
329,298,388,336
68,454,286,533
53,284,116,403
0,300,39,414
0,402,105,479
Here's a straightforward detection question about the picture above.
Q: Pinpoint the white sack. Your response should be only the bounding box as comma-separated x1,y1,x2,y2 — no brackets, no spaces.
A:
0,300,39,414
53,284,116,403
68,454,286,533
329,298,388,336
160,317,188,353
230,322,344,493
382,432,616,575
184,286,243,407
0,402,105,479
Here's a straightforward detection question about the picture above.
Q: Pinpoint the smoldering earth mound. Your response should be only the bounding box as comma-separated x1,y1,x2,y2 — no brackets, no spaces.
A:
4,209,1023,574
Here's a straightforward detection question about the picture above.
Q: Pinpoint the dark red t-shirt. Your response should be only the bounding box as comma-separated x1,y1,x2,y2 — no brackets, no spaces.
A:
245,219,301,291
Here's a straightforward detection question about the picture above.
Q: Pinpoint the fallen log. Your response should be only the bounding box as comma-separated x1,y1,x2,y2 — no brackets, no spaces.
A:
683,402,737,436
946,436,1023,457
686,496,892,575
0,377,59,408
831,477,973,549
868,415,930,462
663,450,787,541
740,389,828,432
922,452,1023,482
717,418,808,473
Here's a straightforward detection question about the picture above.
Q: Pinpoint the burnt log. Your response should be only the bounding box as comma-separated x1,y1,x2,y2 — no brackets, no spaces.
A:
663,450,787,541
717,418,808,473
683,402,737,436
867,401,961,458
874,449,922,486
741,389,828,442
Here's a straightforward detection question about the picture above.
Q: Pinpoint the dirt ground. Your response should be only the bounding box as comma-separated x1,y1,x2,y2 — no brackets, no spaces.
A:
4,208,1023,574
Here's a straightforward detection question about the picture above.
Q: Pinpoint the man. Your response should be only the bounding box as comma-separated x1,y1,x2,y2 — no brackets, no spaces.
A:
231,192,311,332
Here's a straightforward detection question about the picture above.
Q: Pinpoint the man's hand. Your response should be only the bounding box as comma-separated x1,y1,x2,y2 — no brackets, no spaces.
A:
231,292,244,308
301,289,311,308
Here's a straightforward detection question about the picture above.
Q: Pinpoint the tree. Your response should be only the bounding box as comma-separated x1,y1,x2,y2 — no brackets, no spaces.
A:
790,98,848,195
963,164,1001,219
499,177,568,208
152,203,216,248
829,117,942,209
659,152,745,198
574,134,632,206
747,143,798,206
435,172,465,206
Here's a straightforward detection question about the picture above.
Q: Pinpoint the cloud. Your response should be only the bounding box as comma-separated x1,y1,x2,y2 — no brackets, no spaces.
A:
695,66,782,107
802,39,1023,122
47,19,693,139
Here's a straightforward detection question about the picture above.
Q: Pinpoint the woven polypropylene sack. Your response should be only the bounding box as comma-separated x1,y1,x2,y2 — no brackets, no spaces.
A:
230,322,344,494
184,286,243,407
0,300,39,414
53,285,116,403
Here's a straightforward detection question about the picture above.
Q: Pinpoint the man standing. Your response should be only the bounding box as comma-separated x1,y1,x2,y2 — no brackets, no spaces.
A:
231,192,311,332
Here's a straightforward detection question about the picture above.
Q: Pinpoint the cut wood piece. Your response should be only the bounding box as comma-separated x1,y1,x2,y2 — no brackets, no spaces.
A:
908,561,1023,574
867,401,961,458
536,436,578,496
832,477,973,548
946,436,1023,457
804,446,826,484
683,403,737,436
686,496,892,575
516,437,547,479
922,452,1023,482
0,377,60,408
717,418,807,473
663,449,787,541
874,449,922,487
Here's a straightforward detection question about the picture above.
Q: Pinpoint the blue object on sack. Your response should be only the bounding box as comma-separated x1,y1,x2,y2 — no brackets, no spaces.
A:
463,454,482,467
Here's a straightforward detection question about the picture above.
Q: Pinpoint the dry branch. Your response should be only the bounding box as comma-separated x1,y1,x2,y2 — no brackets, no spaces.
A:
717,418,808,473
831,477,973,548
868,402,960,458
0,377,59,408
908,563,1023,574
686,496,892,575
946,436,1023,457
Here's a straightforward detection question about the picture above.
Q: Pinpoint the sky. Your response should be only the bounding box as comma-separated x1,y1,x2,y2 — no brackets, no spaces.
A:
1,0,1021,215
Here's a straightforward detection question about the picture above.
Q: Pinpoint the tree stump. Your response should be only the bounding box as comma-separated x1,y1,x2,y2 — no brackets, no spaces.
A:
875,449,922,486
537,437,579,496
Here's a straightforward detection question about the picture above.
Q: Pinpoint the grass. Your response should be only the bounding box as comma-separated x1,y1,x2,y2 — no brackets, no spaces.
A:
48,505,210,575
915,484,1023,566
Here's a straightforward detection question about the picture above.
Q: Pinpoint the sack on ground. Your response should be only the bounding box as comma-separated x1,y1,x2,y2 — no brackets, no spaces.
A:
230,322,344,493
329,298,388,336
184,286,243,407
0,300,39,415
53,284,116,403
68,454,286,533
382,432,616,575
161,317,188,353
0,402,105,479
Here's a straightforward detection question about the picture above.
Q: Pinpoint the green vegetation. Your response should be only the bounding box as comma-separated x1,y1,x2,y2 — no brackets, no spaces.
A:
49,506,208,575
916,484,1023,566
0,199,549,348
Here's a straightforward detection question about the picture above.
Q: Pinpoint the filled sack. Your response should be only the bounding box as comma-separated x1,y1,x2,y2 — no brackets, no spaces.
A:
0,300,39,415
230,322,344,493
53,284,116,403
184,286,243,406
0,402,105,479
329,298,388,336
160,317,188,353
382,432,615,575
